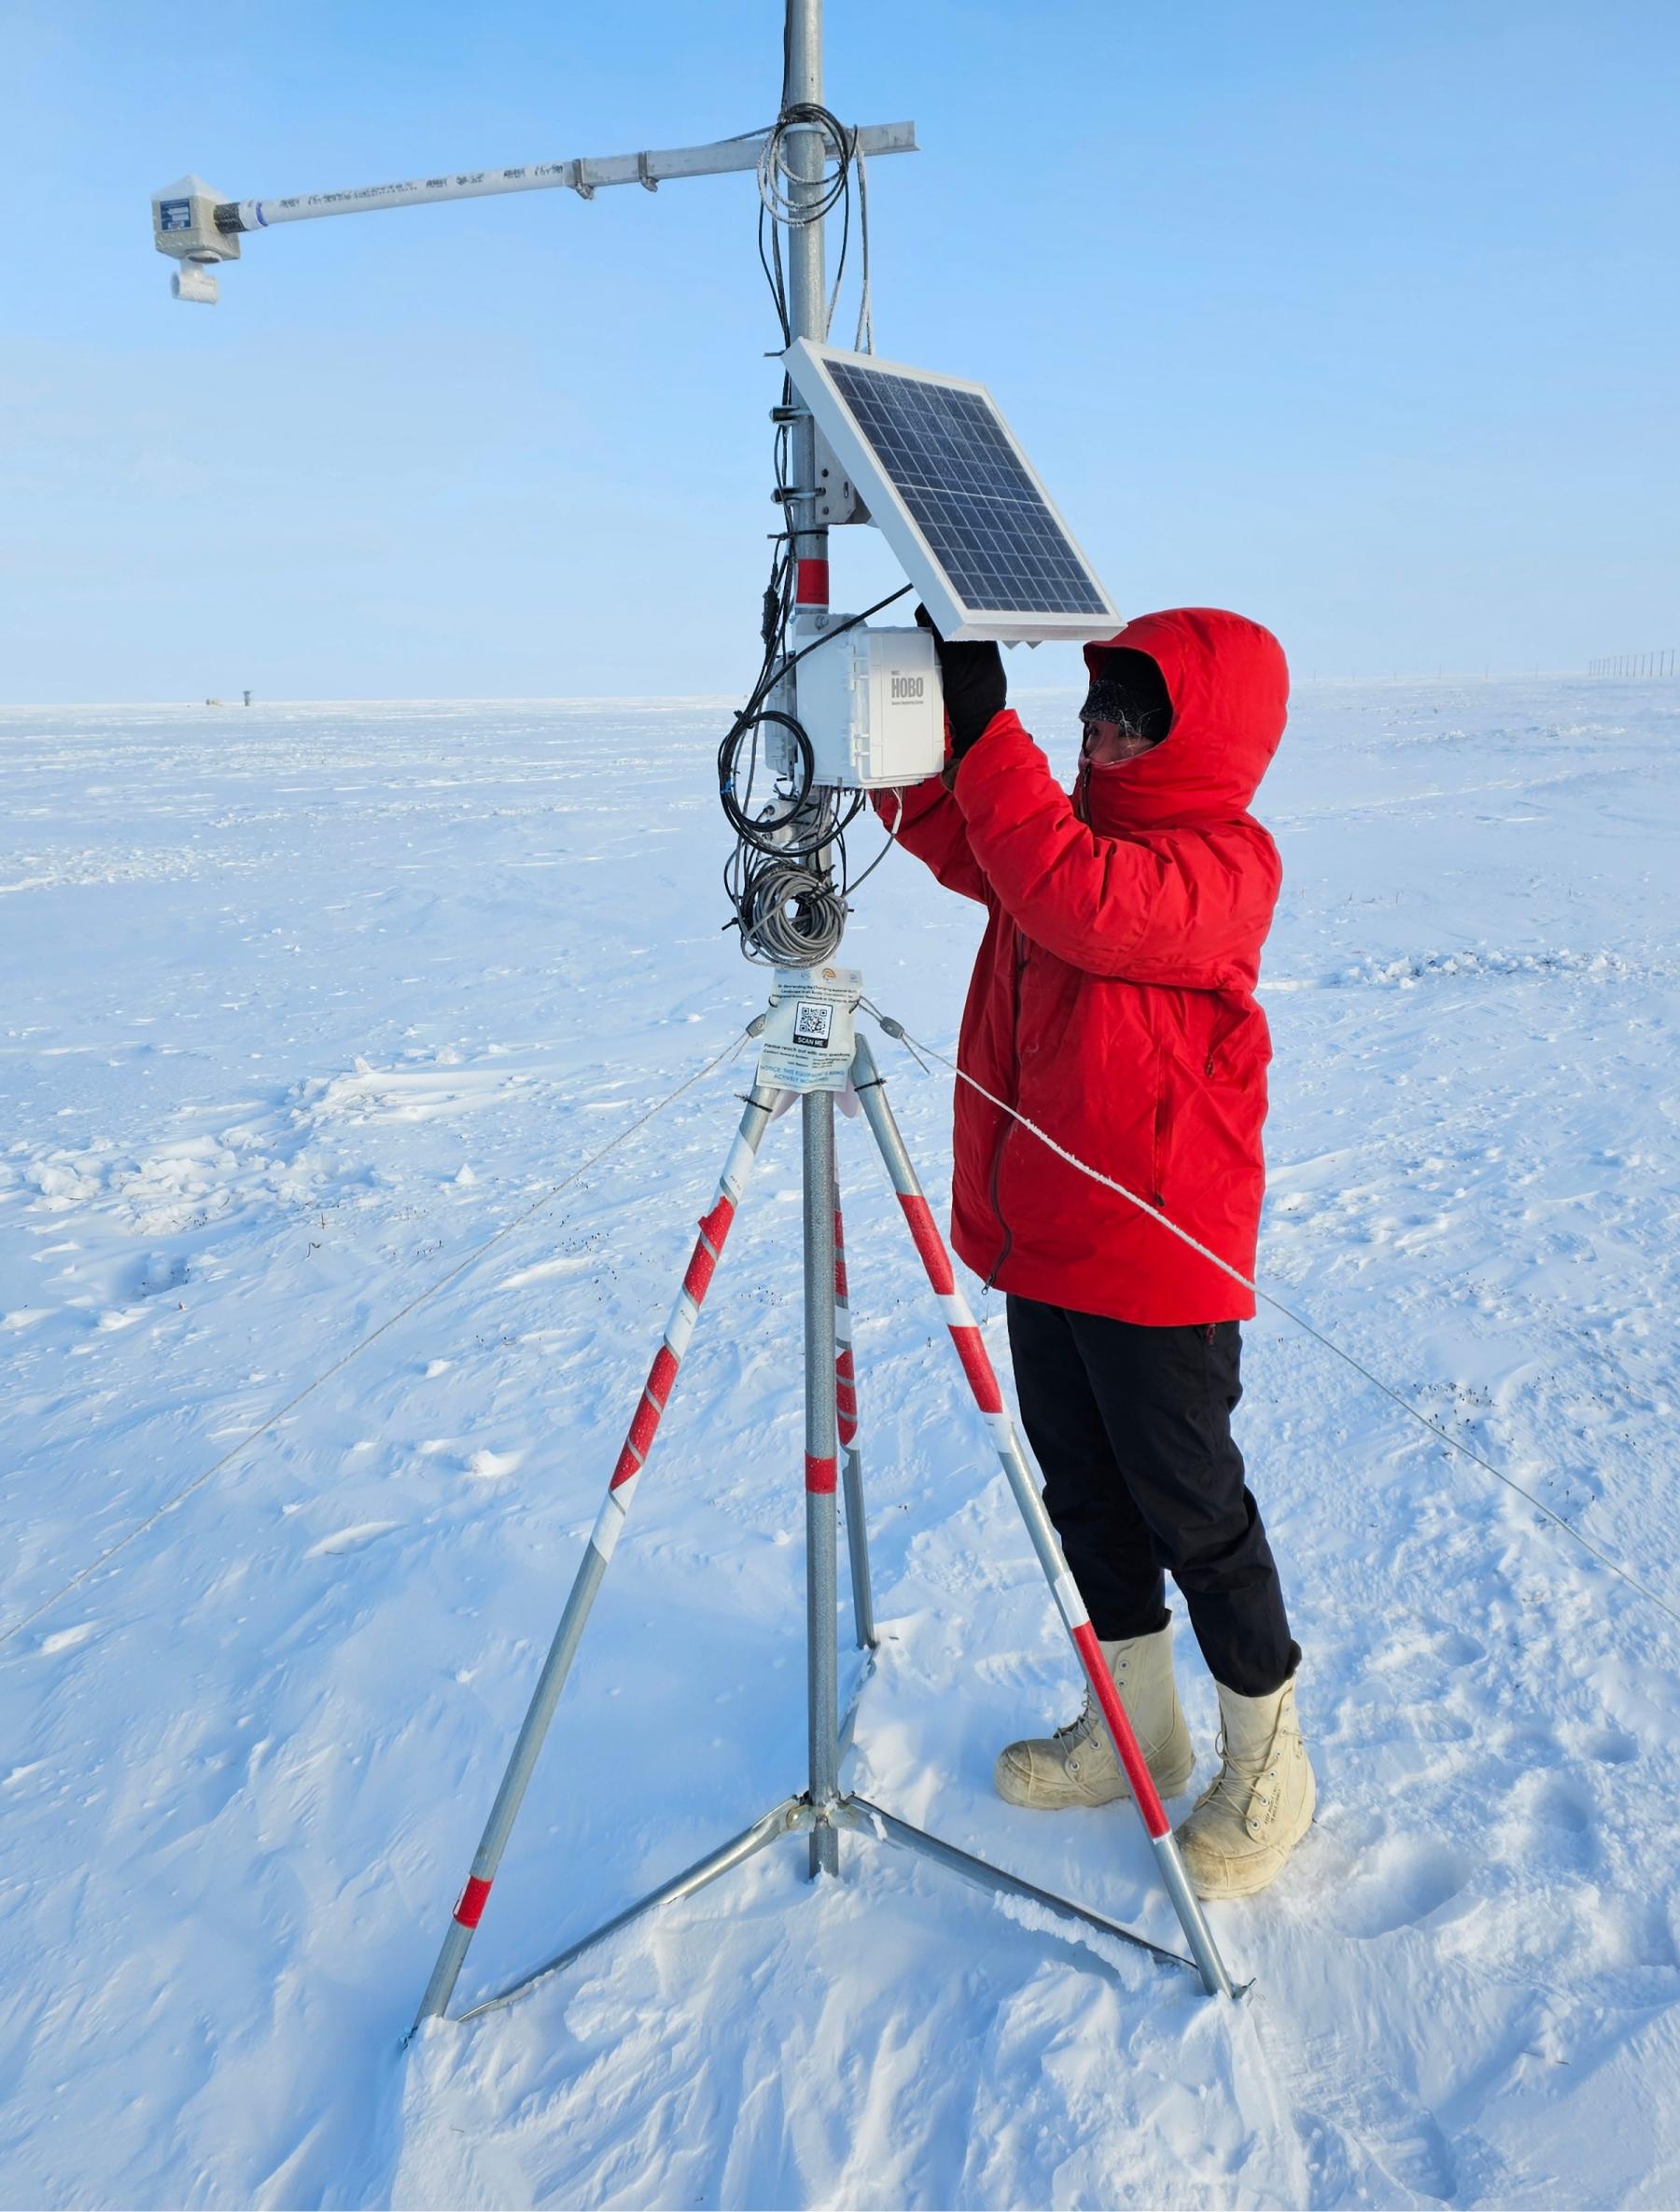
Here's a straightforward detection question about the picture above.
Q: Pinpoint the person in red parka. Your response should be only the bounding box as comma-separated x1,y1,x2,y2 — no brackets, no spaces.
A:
885,606,1315,1900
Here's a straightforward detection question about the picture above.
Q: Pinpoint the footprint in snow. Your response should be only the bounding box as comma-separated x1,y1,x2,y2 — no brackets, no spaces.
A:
1326,1830,1473,1939
1563,1722,1638,1766
1491,1767,1601,1874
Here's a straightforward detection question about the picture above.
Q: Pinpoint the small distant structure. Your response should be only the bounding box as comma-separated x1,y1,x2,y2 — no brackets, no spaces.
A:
204,696,223,706
243,689,252,706
1589,650,1675,677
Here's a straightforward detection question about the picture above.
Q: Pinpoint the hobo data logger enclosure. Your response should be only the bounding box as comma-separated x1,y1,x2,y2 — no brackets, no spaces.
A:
796,623,945,789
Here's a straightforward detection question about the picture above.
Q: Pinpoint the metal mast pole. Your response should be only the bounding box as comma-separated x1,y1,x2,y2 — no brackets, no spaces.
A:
782,0,843,1881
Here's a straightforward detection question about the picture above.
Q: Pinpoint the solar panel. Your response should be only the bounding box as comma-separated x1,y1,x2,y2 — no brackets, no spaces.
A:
784,339,1122,644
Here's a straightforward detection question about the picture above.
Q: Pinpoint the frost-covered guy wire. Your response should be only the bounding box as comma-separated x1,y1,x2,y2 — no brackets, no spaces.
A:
866,1006,1680,1636
0,1029,758,1653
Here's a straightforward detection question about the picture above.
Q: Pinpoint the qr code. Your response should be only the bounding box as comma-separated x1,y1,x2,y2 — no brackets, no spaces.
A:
793,1002,834,1047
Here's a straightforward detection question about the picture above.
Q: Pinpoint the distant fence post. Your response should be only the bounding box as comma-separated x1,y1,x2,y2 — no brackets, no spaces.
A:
1589,650,1675,678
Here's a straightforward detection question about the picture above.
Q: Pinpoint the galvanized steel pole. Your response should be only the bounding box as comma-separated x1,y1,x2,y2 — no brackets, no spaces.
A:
784,0,831,583
781,0,847,1880
803,1093,842,1875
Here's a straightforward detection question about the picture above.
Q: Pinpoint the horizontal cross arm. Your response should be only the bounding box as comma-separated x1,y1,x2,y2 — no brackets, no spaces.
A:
216,119,917,235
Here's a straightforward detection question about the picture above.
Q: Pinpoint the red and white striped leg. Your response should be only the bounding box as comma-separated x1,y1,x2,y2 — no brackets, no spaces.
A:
849,1033,1236,1995
833,1184,877,1650
873,1167,1169,1833
834,1200,858,1454
413,1078,785,2028
594,1095,773,1558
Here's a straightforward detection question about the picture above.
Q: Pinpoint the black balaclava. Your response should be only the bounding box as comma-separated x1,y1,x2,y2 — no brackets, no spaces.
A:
1078,648,1174,745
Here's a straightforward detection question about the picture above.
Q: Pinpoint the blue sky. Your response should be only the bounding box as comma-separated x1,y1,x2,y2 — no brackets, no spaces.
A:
4,1,1676,701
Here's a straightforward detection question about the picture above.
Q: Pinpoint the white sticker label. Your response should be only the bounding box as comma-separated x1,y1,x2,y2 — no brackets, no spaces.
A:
757,966,861,1094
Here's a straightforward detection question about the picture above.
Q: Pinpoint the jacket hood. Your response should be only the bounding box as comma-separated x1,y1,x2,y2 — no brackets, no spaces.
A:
1078,607,1288,833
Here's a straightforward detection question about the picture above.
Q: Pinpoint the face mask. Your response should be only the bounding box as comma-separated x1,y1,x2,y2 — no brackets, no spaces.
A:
1079,720,1160,768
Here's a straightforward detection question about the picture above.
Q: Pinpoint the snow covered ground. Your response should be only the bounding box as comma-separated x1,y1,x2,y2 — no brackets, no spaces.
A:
3,676,1679,2210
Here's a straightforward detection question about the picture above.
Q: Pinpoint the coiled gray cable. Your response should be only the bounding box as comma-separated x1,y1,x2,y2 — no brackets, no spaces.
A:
740,854,846,964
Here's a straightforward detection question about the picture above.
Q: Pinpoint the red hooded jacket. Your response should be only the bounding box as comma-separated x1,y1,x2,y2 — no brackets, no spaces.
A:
885,607,1287,1325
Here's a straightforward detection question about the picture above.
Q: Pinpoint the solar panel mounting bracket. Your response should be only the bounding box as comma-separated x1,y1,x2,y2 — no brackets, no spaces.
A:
812,427,869,527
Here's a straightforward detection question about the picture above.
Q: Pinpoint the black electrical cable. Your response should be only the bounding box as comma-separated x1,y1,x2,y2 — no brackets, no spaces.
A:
758,202,792,346
719,709,813,842
722,105,904,967
717,585,912,847
838,816,902,903
755,105,858,348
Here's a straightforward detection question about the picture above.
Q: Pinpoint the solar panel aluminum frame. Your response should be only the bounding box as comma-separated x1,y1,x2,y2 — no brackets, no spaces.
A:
783,339,1123,645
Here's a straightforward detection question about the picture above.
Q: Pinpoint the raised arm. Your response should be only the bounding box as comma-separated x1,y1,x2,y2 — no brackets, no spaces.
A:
868,609,1016,906
873,777,988,903
953,714,1280,986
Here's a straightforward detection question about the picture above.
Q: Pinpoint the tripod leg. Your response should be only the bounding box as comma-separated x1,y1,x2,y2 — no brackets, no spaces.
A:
413,1077,784,2030
833,1170,878,1652
804,1091,842,1877
849,1035,1236,2000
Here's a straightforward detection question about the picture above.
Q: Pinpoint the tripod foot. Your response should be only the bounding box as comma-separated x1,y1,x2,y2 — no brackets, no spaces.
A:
457,1797,809,2024
835,1794,1233,1991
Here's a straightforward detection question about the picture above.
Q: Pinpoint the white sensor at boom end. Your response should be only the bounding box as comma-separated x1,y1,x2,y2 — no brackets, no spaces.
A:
172,263,219,304
153,174,238,303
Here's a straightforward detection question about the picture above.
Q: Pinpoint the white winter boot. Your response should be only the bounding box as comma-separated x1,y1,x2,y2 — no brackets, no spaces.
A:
994,1624,1195,1810
1173,1673,1315,1898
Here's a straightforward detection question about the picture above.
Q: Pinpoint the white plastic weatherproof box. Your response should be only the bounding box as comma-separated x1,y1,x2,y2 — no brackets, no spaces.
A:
795,623,945,790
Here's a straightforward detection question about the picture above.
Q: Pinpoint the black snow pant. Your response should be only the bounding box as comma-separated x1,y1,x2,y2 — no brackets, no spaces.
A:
1006,1294,1297,1700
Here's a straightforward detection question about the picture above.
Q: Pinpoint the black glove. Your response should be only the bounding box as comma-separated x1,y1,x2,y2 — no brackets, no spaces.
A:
916,605,1006,758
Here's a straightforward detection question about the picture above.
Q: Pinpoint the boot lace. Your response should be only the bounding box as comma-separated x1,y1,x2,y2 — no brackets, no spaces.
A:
1052,1690,1099,1754
1195,1727,1254,1821
1195,1714,1305,1828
